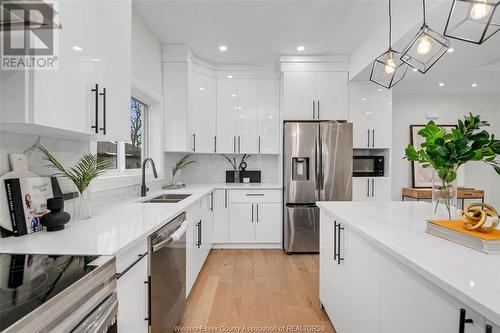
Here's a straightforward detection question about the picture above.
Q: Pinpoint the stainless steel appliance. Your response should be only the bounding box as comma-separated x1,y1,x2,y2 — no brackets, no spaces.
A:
283,121,353,253
353,156,384,177
148,212,187,333
0,254,117,333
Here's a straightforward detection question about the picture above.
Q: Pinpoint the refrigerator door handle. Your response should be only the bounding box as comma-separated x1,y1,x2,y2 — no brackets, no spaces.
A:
319,135,324,190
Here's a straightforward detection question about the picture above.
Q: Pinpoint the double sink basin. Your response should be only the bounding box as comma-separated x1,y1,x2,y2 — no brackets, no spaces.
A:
142,193,191,204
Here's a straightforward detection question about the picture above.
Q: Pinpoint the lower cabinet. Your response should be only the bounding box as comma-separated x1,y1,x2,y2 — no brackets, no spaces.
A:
116,241,149,333
352,177,391,201
213,189,229,243
319,212,492,333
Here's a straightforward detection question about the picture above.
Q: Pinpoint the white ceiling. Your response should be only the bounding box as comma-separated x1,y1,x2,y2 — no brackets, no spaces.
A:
133,0,500,94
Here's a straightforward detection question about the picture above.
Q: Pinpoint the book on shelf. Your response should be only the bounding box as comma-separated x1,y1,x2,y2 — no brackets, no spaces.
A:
426,220,500,254
3,177,53,236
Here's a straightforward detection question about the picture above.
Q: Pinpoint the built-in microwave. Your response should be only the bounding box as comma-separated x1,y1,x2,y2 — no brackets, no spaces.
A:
353,156,384,177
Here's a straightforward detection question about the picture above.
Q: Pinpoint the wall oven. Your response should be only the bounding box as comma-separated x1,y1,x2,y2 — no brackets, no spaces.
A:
353,156,384,177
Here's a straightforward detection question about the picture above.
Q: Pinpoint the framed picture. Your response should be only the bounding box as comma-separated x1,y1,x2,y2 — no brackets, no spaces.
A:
410,124,457,188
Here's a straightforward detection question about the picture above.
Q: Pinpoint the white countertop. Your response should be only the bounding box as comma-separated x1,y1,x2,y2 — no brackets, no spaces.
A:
0,183,281,256
316,201,500,326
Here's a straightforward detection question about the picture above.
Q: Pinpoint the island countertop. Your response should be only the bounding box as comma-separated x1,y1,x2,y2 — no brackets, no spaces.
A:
0,182,281,256
317,201,500,327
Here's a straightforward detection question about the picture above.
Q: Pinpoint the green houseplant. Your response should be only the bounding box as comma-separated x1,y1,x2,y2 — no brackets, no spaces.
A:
164,154,196,189
405,114,499,219
37,145,110,219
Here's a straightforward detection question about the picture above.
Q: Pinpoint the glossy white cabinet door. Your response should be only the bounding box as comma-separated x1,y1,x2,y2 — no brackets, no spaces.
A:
352,177,371,201
201,193,214,260
213,190,229,243
372,177,391,201
319,211,335,315
316,72,349,121
283,72,316,120
254,203,281,243
191,71,217,153
349,82,372,149
237,79,259,153
228,203,255,243
380,254,484,333
95,0,131,141
32,0,99,135
258,79,280,154
186,201,201,297
117,255,148,333
370,85,392,149
217,79,238,153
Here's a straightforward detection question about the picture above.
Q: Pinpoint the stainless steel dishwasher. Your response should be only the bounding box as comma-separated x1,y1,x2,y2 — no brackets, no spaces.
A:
148,212,187,333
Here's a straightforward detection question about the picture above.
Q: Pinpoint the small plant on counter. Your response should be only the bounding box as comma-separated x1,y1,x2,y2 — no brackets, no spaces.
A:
37,144,110,219
221,154,252,183
169,154,196,186
404,114,500,219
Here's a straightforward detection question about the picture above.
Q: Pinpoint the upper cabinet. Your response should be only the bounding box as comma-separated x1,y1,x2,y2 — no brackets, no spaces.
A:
216,78,279,154
0,0,131,141
189,71,217,153
283,71,348,121
350,82,392,149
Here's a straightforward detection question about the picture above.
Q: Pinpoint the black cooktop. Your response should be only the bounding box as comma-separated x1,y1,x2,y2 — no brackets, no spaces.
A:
0,253,99,331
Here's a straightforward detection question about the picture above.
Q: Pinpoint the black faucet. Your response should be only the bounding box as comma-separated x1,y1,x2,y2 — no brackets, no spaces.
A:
141,158,158,197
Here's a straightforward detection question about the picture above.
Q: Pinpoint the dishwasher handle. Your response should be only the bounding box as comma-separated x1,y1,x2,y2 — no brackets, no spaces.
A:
71,293,118,333
151,220,188,253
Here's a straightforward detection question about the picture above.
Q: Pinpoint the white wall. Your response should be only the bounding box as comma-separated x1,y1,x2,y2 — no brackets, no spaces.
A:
164,153,280,184
392,92,500,207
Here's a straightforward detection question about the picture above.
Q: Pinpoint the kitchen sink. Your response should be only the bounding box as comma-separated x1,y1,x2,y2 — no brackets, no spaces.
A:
142,193,192,203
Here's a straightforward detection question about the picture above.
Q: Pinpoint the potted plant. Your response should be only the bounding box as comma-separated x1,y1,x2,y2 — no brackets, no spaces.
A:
164,154,195,189
405,114,499,220
37,145,110,219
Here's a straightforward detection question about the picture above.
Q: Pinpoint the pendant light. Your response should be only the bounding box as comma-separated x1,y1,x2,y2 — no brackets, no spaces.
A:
444,0,500,44
401,0,450,73
370,0,408,89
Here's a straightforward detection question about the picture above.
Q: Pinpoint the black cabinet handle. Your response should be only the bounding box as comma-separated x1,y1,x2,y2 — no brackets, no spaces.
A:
224,190,228,209
99,87,107,135
258,136,261,154
337,223,344,265
367,179,370,197
334,221,338,261
371,178,375,197
90,84,99,133
233,136,236,153
256,204,259,223
192,133,196,152
214,136,217,153
146,275,151,325
312,100,316,119
372,129,375,148
485,325,492,333
317,100,320,119
459,308,474,333
246,193,265,196
196,220,202,248
210,192,214,211
238,136,241,153
367,129,370,147
115,252,147,279
251,204,254,222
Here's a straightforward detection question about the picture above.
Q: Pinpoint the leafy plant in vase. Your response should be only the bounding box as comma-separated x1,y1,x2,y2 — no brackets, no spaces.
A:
163,154,195,189
405,114,499,220
37,145,110,219
221,154,252,183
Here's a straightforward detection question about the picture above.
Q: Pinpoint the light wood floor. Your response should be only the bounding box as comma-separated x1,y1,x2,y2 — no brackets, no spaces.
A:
180,249,335,332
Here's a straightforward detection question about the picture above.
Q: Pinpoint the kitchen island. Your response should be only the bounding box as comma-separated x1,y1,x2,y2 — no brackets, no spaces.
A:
318,201,500,333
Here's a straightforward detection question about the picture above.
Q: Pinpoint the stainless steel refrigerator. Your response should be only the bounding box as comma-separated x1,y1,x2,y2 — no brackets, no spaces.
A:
283,121,353,253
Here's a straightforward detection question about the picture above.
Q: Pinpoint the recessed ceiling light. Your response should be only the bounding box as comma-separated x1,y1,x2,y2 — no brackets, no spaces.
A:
447,47,455,53
72,45,82,51
219,45,227,52
471,83,478,87
199,87,205,91
231,94,237,98
439,82,445,87
297,45,305,52
91,58,101,62
227,75,233,79
378,88,382,92
412,68,418,72
362,97,367,101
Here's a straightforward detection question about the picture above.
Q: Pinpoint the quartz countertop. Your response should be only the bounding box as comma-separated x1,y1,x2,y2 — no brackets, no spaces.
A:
316,201,500,326
0,183,281,256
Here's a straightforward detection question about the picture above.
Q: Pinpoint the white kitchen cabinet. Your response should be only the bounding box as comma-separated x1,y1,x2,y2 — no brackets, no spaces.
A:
201,192,214,259
237,79,259,153
116,240,148,333
213,189,229,243
189,71,217,153
1,0,131,141
379,254,484,333
352,177,391,201
228,203,255,243
319,213,380,333
283,71,348,121
186,200,203,297
254,203,281,243
350,82,392,149
258,79,280,154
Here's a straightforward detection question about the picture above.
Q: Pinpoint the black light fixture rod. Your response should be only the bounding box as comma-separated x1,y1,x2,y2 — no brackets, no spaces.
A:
422,0,427,25
388,0,392,47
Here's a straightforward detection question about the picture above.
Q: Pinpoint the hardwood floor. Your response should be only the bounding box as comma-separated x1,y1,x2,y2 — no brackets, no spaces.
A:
180,249,335,332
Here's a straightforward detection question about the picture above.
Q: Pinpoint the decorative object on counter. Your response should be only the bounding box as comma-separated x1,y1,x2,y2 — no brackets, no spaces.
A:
444,0,500,45
426,219,500,254
243,177,251,183
221,154,252,183
3,177,53,236
400,0,450,73
225,170,261,183
0,153,39,234
460,202,499,231
369,0,408,89
410,124,458,188
40,197,71,231
37,145,110,220
405,114,499,220
163,154,195,189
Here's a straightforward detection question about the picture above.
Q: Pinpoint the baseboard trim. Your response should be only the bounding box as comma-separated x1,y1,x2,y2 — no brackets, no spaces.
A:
212,243,282,249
